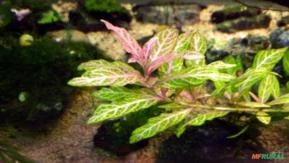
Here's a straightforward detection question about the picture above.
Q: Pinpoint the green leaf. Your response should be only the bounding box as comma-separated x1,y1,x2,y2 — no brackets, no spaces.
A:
227,125,249,139
130,109,190,143
252,48,288,70
87,95,159,124
258,74,280,103
68,60,142,87
93,87,152,101
212,81,226,96
157,29,183,75
175,111,228,137
223,55,243,75
282,52,289,76
230,68,269,94
256,111,271,125
150,28,178,62
285,116,289,120
174,32,194,53
159,103,185,110
185,32,207,66
38,10,62,24
208,61,236,70
164,67,235,88
237,101,270,108
267,94,289,105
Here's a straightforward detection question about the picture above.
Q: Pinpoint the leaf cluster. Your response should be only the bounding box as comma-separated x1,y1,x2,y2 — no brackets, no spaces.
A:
69,20,289,143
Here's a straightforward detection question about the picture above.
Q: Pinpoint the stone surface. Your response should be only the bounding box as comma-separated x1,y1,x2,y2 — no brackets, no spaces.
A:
51,0,78,23
216,15,271,33
47,29,90,43
270,28,289,48
211,5,261,24
134,4,201,25
87,31,127,61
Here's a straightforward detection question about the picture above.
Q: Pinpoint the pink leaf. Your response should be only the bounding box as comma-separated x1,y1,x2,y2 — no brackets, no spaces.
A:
147,53,180,75
142,37,157,60
101,19,142,62
11,8,31,21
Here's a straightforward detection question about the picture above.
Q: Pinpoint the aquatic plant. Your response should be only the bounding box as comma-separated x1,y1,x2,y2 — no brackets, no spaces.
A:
69,20,289,143
0,36,101,122
38,10,62,24
84,0,127,13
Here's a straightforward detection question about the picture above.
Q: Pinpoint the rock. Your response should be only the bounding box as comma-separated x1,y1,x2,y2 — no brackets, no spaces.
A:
241,35,269,51
270,28,289,48
68,11,109,32
216,15,271,33
81,0,132,28
277,15,289,27
206,39,231,62
206,35,269,63
134,4,201,25
47,30,90,43
211,5,261,24
51,0,78,23
157,120,267,162
87,31,127,61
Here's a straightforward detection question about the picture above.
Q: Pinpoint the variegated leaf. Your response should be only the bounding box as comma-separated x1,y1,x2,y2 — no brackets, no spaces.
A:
237,101,270,108
185,32,207,66
230,68,269,94
147,52,180,74
68,60,142,87
150,28,178,62
158,32,197,75
252,48,288,70
212,81,226,96
87,95,159,124
130,109,190,143
159,103,185,110
142,37,157,60
208,61,236,70
282,52,289,76
268,94,289,105
256,111,271,125
158,32,196,75
175,111,228,137
223,55,244,75
164,67,235,88
93,87,152,101
101,20,142,61
258,73,280,103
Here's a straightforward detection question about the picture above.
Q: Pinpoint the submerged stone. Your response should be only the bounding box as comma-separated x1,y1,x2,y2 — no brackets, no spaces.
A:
134,4,201,25
211,5,261,24
216,15,271,33
270,28,289,48
277,15,289,27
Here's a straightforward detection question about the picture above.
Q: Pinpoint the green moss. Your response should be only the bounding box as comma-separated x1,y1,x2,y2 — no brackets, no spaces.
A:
0,2,13,29
0,35,102,123
84,0,127,13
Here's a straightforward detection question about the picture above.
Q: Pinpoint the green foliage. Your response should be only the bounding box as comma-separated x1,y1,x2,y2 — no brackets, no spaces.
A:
68,60,143,87
0,36,100,122
69,21,289,143
84,0,127,13
0,2,13,29
283,53,289,76
38,10,62,24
